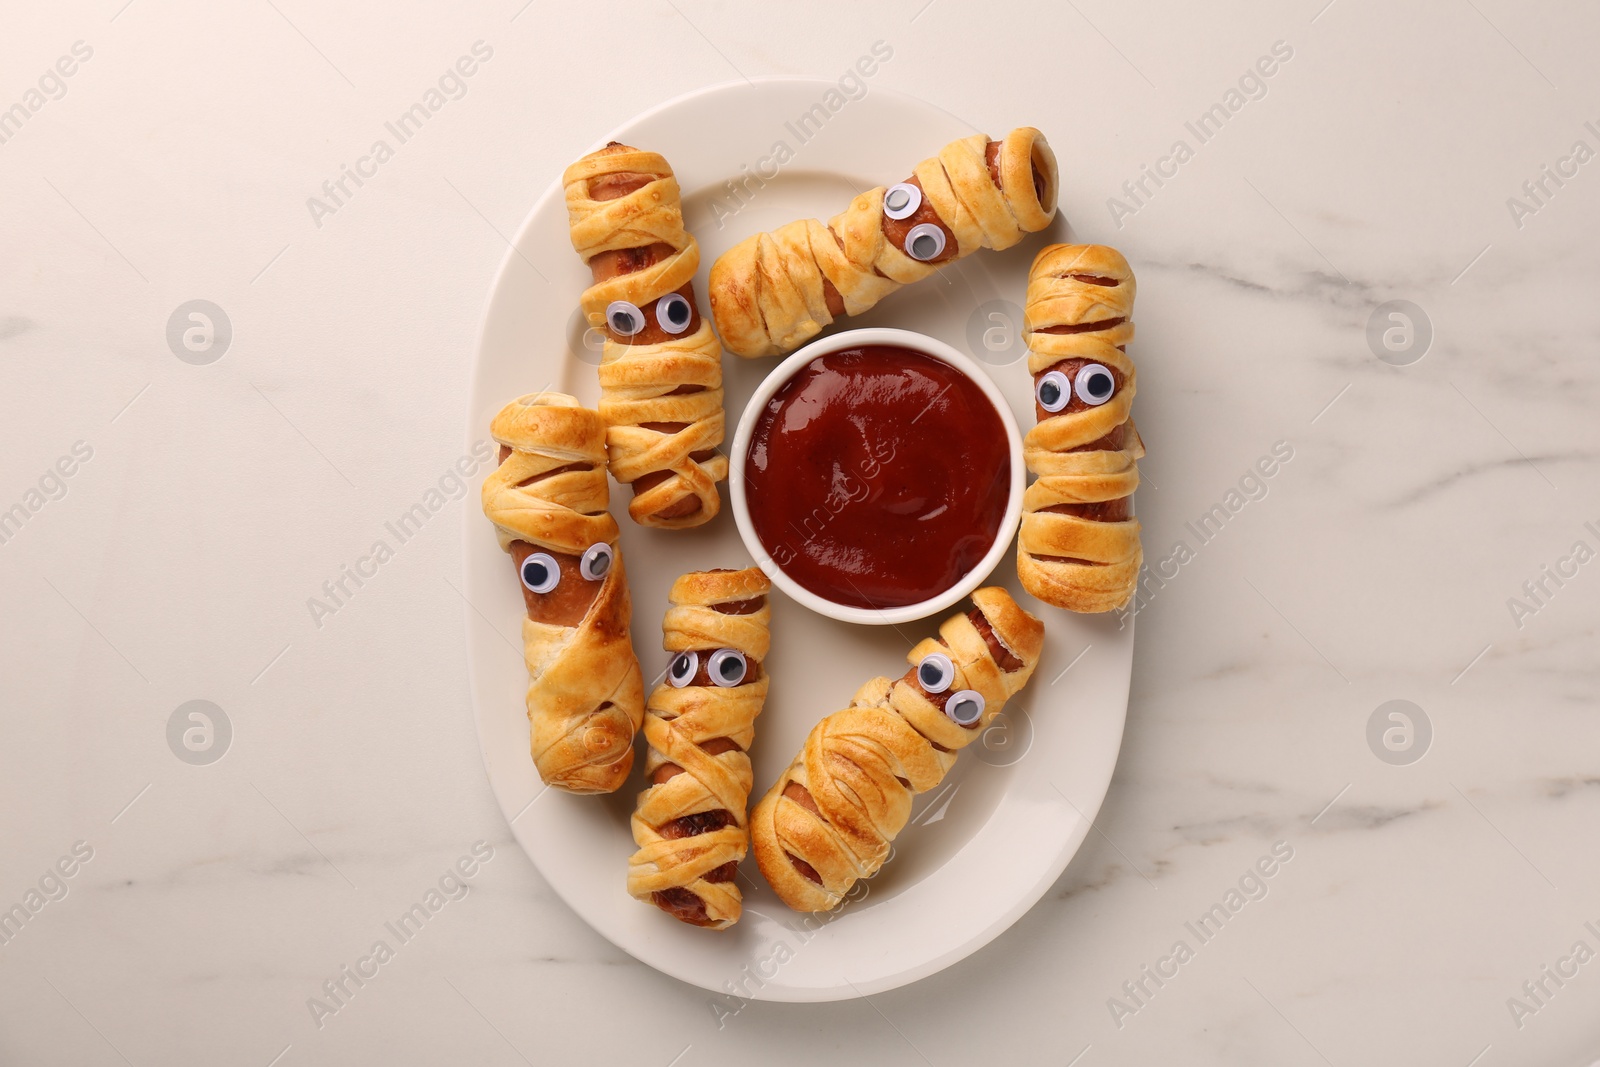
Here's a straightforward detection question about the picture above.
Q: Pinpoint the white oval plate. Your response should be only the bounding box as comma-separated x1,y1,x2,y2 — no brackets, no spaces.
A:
463,78,1132,1002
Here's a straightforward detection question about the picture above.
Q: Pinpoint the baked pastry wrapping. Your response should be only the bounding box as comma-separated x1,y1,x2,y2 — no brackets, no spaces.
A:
708,127,1058,358
563,143,727,528
480,392,645,793
628,568,772,929
1017,244,1144,613
749,587,1044,912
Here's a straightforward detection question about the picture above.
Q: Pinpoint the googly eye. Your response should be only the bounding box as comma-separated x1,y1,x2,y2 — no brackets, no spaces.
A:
904,223,947,262
916,653,955,694
1036,370,1071,413
1075,363,1116,406
655,293,692,335
579,542,613,582
883,182,922,221
708,648,748,688
605,300,646,337
667,651,698,688
519,552,560,595
945,689,986,727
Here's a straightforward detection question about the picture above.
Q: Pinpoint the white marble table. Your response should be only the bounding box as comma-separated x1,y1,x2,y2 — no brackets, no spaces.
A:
3,1,1598,1064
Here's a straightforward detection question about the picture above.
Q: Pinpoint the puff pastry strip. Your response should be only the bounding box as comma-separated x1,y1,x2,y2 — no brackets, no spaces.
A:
1018,244,1144,613
750,587,1044,912
629,568,772,929
481,393,645,793
564,144,727,528
708,127,1058,358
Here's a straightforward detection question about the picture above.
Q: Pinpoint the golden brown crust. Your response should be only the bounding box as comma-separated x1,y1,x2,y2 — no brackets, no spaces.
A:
707,128,1056,358
629,568,772,928
750,588,1044,912
563,145,727,528
1018,245,1145,613
480,393,645,793
709,128,1059,358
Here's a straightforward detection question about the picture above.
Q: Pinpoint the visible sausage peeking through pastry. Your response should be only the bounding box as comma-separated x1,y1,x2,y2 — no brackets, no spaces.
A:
563,143,728,529
709,127,1058,358
749,587,1044,913
628,568,772,929
480,393,645,794
1017,245,1145,612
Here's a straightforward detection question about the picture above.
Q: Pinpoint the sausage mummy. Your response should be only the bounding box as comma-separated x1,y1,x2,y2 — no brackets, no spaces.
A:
749,587,1044,912
1017,244,1144,613
708,127,1058,359
629,568,772,929
563,144,727,528
480,393,645,794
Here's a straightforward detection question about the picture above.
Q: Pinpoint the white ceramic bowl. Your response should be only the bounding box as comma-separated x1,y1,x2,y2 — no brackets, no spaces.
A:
728,327,1024,625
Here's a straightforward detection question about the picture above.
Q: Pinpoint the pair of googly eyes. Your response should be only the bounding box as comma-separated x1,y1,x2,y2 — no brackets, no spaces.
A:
915,652,986,726
1037,363,1115,413
606,293,693,337
667,648,748,688
519,542,613,594
883,183,947,262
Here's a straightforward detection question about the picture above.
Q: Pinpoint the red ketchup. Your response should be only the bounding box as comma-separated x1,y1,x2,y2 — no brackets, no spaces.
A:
743,345,1010,609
